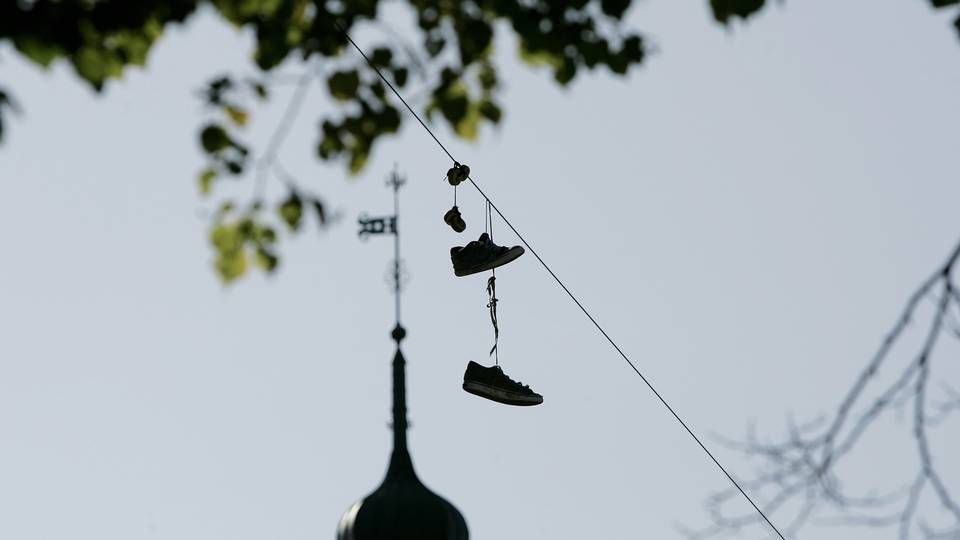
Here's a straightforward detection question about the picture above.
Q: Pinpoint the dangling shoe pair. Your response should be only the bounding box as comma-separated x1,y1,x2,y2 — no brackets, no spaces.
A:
449,231,542,405
447,163,470,186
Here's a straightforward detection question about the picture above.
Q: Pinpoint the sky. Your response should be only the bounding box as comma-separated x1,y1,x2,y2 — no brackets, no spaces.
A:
2,1,960,539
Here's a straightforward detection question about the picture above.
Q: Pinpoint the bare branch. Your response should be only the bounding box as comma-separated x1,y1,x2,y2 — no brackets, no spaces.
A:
692,237,960,539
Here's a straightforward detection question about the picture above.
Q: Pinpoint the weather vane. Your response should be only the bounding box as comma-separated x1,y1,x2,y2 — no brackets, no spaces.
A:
358,167,408,330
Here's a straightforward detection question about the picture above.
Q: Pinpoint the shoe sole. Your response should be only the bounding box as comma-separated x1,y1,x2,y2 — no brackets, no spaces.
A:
462,381,543,406
454,246,525,277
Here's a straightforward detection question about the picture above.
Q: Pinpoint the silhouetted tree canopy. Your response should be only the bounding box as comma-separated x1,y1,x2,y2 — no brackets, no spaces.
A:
1,0,958,282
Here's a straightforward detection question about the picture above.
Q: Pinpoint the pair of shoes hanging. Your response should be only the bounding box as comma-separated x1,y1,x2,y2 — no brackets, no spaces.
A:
443,163,469,233
447,163,470,186
442,162,542,406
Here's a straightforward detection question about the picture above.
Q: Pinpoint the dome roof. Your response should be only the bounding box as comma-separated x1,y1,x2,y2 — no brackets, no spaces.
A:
337,447,468,540
338,346,468,540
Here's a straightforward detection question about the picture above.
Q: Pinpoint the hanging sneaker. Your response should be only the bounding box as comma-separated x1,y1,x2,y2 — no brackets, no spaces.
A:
450,233,524,277
443,205,466,233
462,361,543,406
447,163,470,186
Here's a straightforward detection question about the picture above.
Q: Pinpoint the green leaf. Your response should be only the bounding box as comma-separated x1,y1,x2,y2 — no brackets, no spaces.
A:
250,80,268,99
0,89,17,144
609,50,630,75
225,160,244,175
211,222,242,253
479,101,502,124
278,192,304,231
210,76,233,91
318,132,342,159
519,43,564,70
254,247,279,272
379,106,401,133
554,57,577,85
225,105,249,127
0,89,20,112
13,37,63,68
437,82,469,126
216,201,235,217
348,148,369,175
710,0,767,24
215,0,285,22
425,35,446,57
253,31,294,70
478,63,497,91
214,249,248,283
392,67,409,87
205,76,233,105
200,124,231,153
73,46,124,90
370,80,387,100
237,217,255,238
254,225,277,243
456,18,493,64
455,106,480,140
198,168,217,195
601,0,631,17
371,47,393,67
327,70,360,101
622,36,645,64
107,29,155,67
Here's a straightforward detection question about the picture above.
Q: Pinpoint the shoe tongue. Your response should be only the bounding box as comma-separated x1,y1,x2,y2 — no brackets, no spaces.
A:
478,232,490,243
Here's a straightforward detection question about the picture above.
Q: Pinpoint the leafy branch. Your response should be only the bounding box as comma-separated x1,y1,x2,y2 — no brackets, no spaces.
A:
197,69,329,283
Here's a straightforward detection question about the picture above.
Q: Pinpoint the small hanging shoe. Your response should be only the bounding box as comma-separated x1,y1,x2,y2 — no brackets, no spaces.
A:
462,361,543,406
446,163,470,186
450,233,524,277
443,205,466,233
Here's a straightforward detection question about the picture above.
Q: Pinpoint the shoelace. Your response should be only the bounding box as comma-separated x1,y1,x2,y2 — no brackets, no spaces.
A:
492,366,529,390
487,275,499,360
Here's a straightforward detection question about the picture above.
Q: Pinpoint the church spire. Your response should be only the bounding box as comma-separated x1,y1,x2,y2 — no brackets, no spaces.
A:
357,168,409,453
339,167,468,540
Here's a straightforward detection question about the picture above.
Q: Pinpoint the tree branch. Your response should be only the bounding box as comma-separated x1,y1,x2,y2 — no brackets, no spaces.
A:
690,237,960,539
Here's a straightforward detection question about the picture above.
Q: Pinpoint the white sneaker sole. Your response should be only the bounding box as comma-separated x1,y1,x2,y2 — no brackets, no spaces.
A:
463,381,543,406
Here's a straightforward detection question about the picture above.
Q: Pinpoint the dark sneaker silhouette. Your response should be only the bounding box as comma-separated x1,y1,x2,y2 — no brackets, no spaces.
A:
450,233,524,277
462,361,543,406
443,205,466,233
447,163,470,186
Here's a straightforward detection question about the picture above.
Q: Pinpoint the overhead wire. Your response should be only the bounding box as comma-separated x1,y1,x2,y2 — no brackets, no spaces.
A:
333,22,787,540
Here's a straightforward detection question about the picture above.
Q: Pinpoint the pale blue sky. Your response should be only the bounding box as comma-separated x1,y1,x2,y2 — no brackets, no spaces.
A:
2,1,960,539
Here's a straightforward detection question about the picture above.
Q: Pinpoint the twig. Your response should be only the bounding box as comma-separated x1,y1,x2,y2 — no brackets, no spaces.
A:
690,237,960,539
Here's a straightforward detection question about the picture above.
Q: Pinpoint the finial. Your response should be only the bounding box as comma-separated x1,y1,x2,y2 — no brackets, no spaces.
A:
391,324,407,343
386,167,406,191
